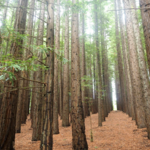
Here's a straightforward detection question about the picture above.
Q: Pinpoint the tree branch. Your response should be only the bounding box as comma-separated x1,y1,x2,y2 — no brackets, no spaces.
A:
19,76,46,85
0,86,44,95
108,7,150,11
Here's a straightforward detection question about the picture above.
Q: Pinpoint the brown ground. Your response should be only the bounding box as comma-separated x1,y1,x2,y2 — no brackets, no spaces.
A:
15,111,150,150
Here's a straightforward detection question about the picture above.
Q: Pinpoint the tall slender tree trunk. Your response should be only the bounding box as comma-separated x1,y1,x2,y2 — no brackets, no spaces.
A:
81,0,90,118
16,0,35,132
140,0,150,72
117,0,133,116
122,0,136,119
30,9,37,123
32,1,45,141
130,0,150,138
62,0,70,127
0,0,28,149
26,0,35,118
5,7,15,55
0,0,9,50
71,0,88,149
123,0,146,128
92,42,98,114
99,2,108,118
123,17,135,119
114,0,127,113
115,61,121,111
15,74,24,133
59,49,63,118
0,0,9,106
53,0,60,134
103,39,112,113
81,1,86,118
40,0,54,149
89,54,94,112
59,27,64,119
94,0,103,126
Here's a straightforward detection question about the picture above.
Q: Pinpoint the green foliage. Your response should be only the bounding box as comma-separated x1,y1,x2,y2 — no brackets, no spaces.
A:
81,75,93,89
0,53,45,82
0,25,69,83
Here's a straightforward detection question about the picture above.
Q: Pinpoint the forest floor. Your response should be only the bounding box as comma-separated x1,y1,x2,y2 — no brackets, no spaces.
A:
15,111,150,150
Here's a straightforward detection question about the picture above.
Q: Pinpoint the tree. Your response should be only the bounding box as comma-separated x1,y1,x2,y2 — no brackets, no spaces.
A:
140,0,150,72
62,0,70,127
40,0,54,149
80,0,90,118
53,0,60,134
94,0,103,126
0,0,28,148
123,0,146,128
115,60,121,110
114,0,127,113
129,0,150,138
15,0,35,133
71,0,88,149
119,0,135,119
117,0,134,117
32,1,45,141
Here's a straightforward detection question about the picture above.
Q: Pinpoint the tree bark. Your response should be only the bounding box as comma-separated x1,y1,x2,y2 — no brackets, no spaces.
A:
117,0,134,117
123,0,146,128
71,0,88,149
114,0,127,113
115,61,121,111
62,0,70,127
32,1,45,141
40,0,54,149
59,28,63,119
94,0,103,126
81,0,90,118
140,0,150,72
0,0,28,149
53,0,60,134
130,0,150,137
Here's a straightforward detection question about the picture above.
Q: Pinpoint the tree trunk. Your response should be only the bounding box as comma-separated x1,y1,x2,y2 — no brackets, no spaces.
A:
117,0,134,117
53,0,60,134
62,0,70,127
114,0,127,113
115,61,121,111
81,1,90,118
15,74,24,133
94,0,103,126
140,0,150,72
40,0,54,149
123,0,146,128
31,10,37,124
130,0,150,138
71,0,88,149
0,0,28,149
32,2,45,141
59,28,63,119
103,39,112,113
92,43,98,114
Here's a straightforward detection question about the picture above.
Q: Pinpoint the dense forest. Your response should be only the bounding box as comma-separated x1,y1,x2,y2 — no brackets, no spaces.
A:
0,0,150,149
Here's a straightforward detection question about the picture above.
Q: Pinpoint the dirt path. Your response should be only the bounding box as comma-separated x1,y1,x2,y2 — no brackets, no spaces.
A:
15,111,150,150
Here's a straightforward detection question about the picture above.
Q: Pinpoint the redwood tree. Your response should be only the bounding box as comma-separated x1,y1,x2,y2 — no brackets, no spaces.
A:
53,0,60,134
40,0,54,149
71,0,88,149
62,0,70,127
0,0,28,148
